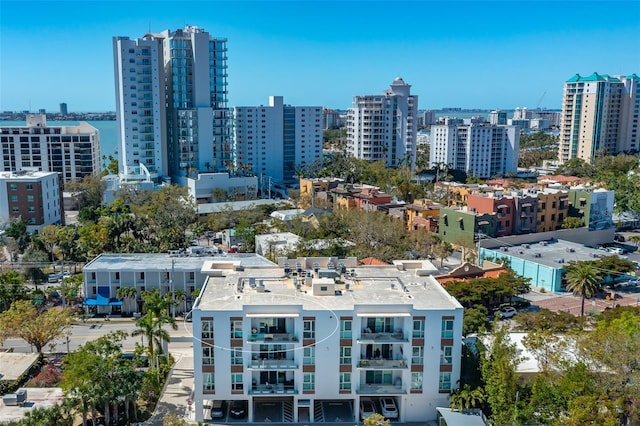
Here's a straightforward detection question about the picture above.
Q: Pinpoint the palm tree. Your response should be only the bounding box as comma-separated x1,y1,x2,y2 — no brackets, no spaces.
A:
116,287,137,315
565,262,602,316
449,384,486,411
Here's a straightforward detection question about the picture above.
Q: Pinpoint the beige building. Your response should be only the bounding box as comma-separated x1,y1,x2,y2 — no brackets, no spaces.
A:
558,73,640,163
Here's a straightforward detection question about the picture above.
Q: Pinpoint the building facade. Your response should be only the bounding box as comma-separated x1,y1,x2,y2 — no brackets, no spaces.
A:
429,123,520,178
191,256,463,423
558,73,640,163
233,96,322,187
0,115,101,185
114,26,230,184
346,78,418,169
0,171,63,232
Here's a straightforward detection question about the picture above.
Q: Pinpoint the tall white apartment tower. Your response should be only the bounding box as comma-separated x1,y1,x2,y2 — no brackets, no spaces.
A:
113,34,167,181
114,26,230,184
430,123,520,178
347,78,418,169
233,96,322,187
558,73,640,163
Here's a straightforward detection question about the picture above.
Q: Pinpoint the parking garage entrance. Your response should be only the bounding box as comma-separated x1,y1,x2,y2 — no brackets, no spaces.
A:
314,400,355,423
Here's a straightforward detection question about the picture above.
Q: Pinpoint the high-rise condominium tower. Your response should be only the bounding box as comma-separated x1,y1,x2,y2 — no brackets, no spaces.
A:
558,73,640,163
113,26,230,183
346,78,418,169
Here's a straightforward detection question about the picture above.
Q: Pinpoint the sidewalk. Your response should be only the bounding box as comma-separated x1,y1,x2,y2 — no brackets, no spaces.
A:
144,346,195,425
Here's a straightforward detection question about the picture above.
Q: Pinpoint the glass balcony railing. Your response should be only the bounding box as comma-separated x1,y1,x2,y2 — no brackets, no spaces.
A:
357,358,408,369
357,332,407,342
356,383,406,394
247,359,297,370
249,383,298,395
246,333,298,343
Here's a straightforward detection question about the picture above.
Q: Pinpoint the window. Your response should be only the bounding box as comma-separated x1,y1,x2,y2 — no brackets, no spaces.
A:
115,272,120,280
202,346,214,365
231,320,243,339
231,372,243,391
441,346,453,365
11,207,19,213
303,373,315,391
303,319,315,339
28,206,35,212
27,195,34,202
411,372,423,390
202,319,214,339
231,348,243,365
10,195,17,202
203,373,215,391
413,319,425,338
9,184,16,191
303,346,315,365
439,372,451,391
340,320,352,338
339,347,352,365
412,346,424,365
441,319,454,339
26,184,33,190
339,372,351,390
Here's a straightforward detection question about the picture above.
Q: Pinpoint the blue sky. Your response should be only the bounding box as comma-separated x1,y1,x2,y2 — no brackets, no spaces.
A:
1,0,638,112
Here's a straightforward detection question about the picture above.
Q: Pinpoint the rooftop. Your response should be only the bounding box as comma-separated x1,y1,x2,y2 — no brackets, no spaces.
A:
195,257,462,312
482,238,608,269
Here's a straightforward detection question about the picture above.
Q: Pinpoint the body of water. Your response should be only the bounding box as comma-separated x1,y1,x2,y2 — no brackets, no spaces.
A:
0,120,118,163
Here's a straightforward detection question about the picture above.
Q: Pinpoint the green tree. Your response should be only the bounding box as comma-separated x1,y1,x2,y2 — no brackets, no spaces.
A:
0,300,72,353
449,384,486,411
0,270,28,312
480,323,522,425
561,216,584,229
363,413,390,426
564,262,602,316
117,286,138,315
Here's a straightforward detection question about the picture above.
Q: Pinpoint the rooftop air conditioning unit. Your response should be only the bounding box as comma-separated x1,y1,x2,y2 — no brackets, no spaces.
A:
533,253,541,258
523,244,530,249
541,241,548,246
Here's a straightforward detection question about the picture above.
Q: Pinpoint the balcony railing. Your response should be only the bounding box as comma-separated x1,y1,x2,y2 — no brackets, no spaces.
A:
357,332,407,343
357,358,407,369
249,383,298,395
246,333,298,343
356,383,406,394
247,359,297,370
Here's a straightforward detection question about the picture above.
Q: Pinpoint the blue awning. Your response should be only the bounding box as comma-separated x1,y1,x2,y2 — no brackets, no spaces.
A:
84,294,122,306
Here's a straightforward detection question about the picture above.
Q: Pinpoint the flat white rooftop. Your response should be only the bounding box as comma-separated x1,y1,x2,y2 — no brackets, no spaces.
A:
196,260,462,312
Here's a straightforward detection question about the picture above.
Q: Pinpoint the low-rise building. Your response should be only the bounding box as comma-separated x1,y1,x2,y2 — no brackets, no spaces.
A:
438,206,497,247
0,170,63,232
190,256,463,423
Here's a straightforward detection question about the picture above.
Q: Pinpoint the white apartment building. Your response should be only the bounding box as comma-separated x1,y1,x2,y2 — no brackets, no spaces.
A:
429,123,520,178
347,78,418,169
233,96,322,186
114,26,230,184
113,34,167,181
0,170,63,232
0,115,100,184
191,256,463,423
559,73,640,163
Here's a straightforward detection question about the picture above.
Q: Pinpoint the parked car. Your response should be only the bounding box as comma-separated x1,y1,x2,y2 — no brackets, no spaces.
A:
607,247,624,255
230,400,248,418
614,234,626,242
380,397,399,419
48,273,61,283
211,400,226,418
628,278,638,286
497,306,517,319
360,397,377,420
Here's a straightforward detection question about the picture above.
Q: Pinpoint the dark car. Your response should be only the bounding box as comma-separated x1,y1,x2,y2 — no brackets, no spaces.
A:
211,400,226,419
614,234,625,242
230,400,248,418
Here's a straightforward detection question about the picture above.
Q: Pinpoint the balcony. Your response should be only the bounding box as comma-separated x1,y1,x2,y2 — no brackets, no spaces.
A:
246,333,298,343
249,383,298,395
356,383,406,395
358,358,407,369
247,359,297,370
357,332,407,343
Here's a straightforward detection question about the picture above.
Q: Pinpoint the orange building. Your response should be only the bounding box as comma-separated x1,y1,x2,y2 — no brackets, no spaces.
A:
467,193,516,237
536,190,569,232
406,199,442,231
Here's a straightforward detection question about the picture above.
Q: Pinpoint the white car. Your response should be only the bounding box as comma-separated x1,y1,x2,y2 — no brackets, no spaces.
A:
360,397,377,420
497,306,517,319
380,398,398,419
607,247,624,255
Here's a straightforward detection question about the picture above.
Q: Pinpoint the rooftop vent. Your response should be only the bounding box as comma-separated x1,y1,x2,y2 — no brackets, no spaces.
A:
566,248,575,253
533,253,542,258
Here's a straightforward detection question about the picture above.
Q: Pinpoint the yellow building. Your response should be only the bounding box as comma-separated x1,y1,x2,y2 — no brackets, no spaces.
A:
406,199,442,230
299,177,344,209
536,191,569,232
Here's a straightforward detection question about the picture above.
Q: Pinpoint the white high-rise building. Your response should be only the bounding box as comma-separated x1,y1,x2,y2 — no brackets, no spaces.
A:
429,123,520,178
0,114,100,184
559,73,640,163
114,26,230,184
347,78,418,169
233,96,322,187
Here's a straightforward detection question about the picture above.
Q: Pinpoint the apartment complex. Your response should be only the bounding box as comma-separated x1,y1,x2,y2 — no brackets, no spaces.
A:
0,114,100,185
346,78,418,169
233,96,322,186
558,72,640,163
114,26,230,184
429,123,520,178
0,170,63,232
191,256,463,423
